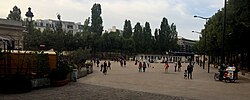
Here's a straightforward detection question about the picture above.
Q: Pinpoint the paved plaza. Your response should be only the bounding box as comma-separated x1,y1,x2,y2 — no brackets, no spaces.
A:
1,61,250,100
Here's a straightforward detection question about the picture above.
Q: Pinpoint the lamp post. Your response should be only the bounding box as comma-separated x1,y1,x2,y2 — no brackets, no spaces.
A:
56,14,63,68
221,0,227,65
25,7,34,50
192,30,203,67
194,15,209,70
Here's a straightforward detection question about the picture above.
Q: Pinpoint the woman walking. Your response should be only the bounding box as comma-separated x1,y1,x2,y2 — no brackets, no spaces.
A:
143,62,147,72
103,61,108,75
138,62,142,72
164,62,169,72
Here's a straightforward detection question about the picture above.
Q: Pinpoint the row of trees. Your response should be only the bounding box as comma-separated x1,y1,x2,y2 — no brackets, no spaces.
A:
197,0,250,70
88,3,179,56
7,4,179,57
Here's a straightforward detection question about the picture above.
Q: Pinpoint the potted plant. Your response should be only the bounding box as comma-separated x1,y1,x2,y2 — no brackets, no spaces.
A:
50,61,72,87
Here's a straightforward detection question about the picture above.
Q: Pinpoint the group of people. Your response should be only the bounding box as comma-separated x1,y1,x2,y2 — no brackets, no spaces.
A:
120,59,126,67
165,60,194,79
138,61,148,72
164,60,182,73
99,61,111,75
184,62,194,79
95,58,195,79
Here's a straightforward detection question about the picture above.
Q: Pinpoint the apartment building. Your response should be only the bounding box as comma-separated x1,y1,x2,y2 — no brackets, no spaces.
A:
177,36,197,53
34,19,83,35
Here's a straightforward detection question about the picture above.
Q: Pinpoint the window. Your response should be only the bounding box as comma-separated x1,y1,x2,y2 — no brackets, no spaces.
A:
67,25,73,29
78,25,84,29
68,30,73,33
40,23,43,27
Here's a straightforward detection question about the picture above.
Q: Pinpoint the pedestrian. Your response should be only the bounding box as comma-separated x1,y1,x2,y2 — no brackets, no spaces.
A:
164,62,169,72
174,61,177,72
97,59,100,67
200,60,202,67
103,61,108,75
178,60,182,72
124,60,126,67
138,62,142,72
100,64,103,71
120,59,123,67
108,61,111,70
143,62,147,72
187,63,194,79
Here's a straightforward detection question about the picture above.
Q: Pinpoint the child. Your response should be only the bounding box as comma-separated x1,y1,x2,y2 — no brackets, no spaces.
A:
164,62,169,72
184,70,188,79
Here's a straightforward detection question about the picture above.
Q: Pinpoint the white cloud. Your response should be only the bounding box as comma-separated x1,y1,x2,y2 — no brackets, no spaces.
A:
0,0,223,40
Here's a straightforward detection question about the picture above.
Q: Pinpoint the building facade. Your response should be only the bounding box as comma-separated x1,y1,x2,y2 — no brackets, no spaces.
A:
34,19,83,35
0,18,25,50
177,37,197,53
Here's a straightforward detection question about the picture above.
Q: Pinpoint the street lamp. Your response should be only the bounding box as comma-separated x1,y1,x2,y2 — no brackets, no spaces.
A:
193,15,209,70
192,31,201,34
194,15,210,22
25,7,34,50
221,0,227,65
25,7,34,23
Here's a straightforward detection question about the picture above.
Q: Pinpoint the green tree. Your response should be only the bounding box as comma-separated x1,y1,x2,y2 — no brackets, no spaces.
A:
64,32,75,51
169,23,178,51
200,0,250,70
133,22,143,53
153,28,160,53
122,38,135,56
157,17,178,54
42,28,57,50
83,17,91,33
158,17,171,54
91,3,103,36
143,22,153,53
123,19,132,39
7,5,21,21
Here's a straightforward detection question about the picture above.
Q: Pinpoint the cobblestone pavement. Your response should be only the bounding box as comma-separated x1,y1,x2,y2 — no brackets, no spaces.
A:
1,61,250,100
0,83,194,100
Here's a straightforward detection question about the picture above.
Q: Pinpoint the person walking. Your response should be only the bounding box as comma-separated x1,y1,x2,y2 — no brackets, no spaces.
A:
103,61,108,75
143,62,147,72
164,61,169,72
174,61,177,72
138,62,142,72
178,60,182,72
97,59,100,67
124,60,126,67
107,61,111,70
100,64,103,71
120,59,123,67
187,63,194,79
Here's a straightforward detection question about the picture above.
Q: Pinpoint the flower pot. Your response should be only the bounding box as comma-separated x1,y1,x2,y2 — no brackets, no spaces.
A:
51,79,69,87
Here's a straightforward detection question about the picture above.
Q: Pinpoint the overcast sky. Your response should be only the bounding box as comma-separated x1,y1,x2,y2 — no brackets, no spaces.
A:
0,0,224,40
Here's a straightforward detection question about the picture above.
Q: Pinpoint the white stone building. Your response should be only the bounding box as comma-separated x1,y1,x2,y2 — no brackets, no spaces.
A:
0,18,25,50
34,19,83,35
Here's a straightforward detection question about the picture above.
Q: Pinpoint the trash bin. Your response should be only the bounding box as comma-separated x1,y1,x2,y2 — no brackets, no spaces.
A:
72,69,78,82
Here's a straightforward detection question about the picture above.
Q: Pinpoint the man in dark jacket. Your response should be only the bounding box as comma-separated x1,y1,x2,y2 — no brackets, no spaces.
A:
187,63,194,79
